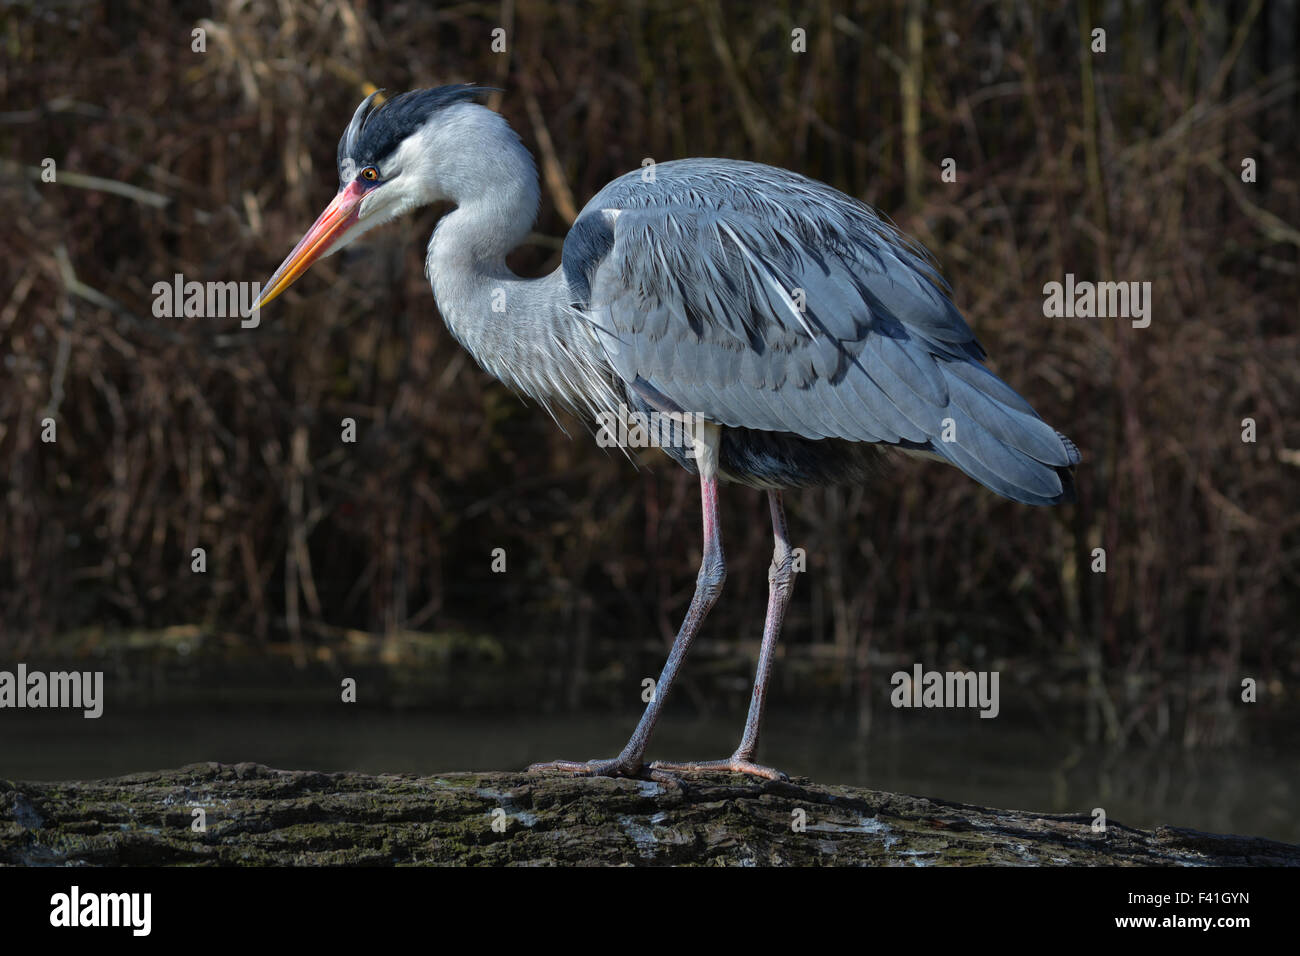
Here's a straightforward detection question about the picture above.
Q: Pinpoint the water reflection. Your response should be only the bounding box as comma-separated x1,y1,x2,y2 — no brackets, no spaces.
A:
3,705,1294,845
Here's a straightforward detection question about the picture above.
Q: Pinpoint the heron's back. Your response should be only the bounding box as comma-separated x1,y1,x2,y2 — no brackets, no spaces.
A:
563,159,1080,504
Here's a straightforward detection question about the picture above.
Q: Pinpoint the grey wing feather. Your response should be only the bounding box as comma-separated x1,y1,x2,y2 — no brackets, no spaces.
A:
563,159,1079,505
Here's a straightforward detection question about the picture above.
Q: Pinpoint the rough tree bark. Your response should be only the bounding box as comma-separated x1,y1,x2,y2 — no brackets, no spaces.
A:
1,762,1295,866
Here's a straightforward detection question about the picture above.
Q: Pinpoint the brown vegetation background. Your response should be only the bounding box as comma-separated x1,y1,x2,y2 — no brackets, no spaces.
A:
2,0,1296,747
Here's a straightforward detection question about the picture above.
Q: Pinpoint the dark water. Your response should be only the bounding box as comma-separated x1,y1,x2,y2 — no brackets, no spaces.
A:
3,705,1295,845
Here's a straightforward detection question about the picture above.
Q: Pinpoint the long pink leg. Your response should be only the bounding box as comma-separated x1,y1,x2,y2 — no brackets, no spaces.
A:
529,472,726,778
651,489,794,780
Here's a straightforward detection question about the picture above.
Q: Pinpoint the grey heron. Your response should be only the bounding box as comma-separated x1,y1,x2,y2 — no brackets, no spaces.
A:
252,85,1080,781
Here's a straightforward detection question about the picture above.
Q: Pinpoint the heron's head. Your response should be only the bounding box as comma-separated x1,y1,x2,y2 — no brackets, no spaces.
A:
253,84,498,310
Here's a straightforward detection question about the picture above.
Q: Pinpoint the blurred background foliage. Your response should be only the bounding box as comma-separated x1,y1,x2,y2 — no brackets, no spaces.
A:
1,0,1296,749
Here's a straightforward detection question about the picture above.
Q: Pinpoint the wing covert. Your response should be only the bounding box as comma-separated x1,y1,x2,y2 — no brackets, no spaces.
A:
560,159,1076,502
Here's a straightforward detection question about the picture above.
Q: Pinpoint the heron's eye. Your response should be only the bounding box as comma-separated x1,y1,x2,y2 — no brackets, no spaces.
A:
361,166,379,182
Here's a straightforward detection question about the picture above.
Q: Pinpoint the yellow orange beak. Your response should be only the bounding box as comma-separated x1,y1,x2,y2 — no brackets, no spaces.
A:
251,180,369,311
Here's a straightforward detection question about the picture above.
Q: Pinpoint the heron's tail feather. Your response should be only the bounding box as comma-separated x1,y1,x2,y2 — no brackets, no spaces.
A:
918,363,1081,506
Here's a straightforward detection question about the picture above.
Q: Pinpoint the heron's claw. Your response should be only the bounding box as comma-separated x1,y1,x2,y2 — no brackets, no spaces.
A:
649,757,788,781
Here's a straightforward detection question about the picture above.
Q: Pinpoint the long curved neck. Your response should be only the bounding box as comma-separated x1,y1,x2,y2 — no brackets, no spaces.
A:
424,106,612,418
426,105,539,268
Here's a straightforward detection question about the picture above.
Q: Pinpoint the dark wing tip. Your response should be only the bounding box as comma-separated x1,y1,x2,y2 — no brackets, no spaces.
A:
1056,431,1082,466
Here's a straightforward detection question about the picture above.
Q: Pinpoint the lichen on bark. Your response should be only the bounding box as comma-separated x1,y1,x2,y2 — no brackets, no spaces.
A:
1,763,1295,866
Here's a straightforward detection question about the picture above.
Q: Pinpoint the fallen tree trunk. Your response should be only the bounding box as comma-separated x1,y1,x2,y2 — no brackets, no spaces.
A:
1,762,1295,865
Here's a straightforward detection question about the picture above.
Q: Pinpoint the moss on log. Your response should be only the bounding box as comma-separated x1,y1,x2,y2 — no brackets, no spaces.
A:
1,762,1295,866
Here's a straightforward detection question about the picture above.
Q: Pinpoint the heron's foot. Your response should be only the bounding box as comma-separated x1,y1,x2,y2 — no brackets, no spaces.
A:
527,755,646,779
649,756,788,781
